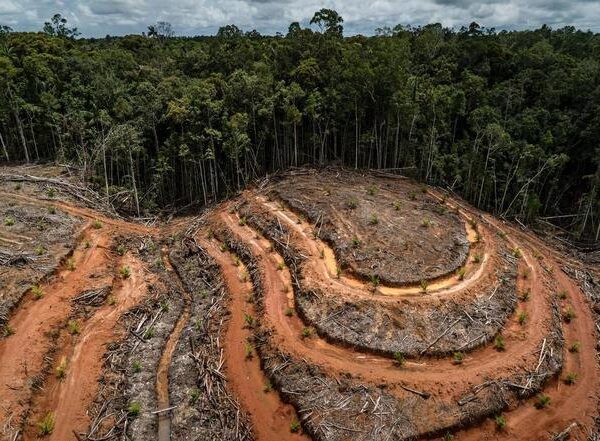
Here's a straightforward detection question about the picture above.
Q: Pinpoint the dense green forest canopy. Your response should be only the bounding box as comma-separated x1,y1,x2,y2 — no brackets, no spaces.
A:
0,12,599,240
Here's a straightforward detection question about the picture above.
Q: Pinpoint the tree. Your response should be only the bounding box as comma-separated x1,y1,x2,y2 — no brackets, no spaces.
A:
42,14,80,38
310,9,343,37
147,21,175,40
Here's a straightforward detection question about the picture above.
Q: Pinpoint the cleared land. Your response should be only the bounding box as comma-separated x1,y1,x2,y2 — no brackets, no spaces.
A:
0,166,597,441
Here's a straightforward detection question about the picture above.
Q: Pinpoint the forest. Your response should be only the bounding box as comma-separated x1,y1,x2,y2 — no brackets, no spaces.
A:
0,11,599,240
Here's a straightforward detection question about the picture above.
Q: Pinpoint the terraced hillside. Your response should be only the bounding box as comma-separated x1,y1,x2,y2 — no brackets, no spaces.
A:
0,166,597,441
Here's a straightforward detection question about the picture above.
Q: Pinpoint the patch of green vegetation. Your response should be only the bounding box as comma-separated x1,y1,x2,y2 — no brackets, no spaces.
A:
472,254,482,264
35,245,46,255
421,218,432,228
66,257,76,271
4,216,15,226
128,401,141,417
535,394,551,409
346,198,358,209
494,335,505,351
244,342,254,359
284,307,294,317
189,388,200,404
519,289,530,302
367,185,378,196
569,341,581,353
243,313,255,328
116,244,126,256
119,265,131,279
290,418,301,433
47,206,56,214
31,284,44,300
494,414,506,430
55,356,68,379
368,213,379,225
238,216,247,226
46,188,56,198
517,310,528,325
393,351,405,367
564,372,577,385
456,267,466,281
67,320,80,335
301,327,312,339
351,236,361,248
37,412,55,436
393,201,401,211
557,290,567,300
2,324,15,337
452,352,464,365
419,279,428,293
92,219,103,229
563,306,576,323
132,360,142,373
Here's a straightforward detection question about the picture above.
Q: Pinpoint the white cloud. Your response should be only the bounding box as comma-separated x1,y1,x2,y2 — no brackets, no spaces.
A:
0,0,598,36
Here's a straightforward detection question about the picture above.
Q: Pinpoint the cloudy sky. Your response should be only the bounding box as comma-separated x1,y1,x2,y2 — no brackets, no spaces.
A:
1,0,599,37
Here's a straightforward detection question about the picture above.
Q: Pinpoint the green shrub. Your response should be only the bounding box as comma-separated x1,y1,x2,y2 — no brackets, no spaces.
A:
563,307,576,323
495,414,506,430
494,335,505,351
56,356,68,379
119,265,131,279
116,244,126,256
393,351,405,366
4,216,14,226
346,199,358,209
368,213,379,225
453,352,464,364
564,372,577,385
37,412,55,436
290,418,301,433
284,307,294,317
132,360,142,373
301,327,312,338
569,341,581,353
535,394,551,409
128,401,141,417
517,311,528,325
67,320,80,335
92,219,103,229
32,285,44,300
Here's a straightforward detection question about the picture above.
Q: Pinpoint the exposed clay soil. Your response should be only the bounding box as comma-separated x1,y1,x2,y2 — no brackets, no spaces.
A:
0,166,598,441
269,169,469,285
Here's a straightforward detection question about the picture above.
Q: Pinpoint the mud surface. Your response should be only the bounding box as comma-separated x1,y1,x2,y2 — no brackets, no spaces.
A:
0,166,598,441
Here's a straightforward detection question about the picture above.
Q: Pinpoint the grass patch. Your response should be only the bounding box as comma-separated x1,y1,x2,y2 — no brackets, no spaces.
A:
301,327,312,339
563,306,576,323
119,265,131,279
517,311,528,325
290,418,301,433
67,320,80,335
494,414,506,430
535,394,551,409
128,401,141,417
494,335,505,351
37,412,55,436
569,341,581,353
284,307,294,317
452,352,464,365
55,356,68,380
393,351,405,367
4,216,15,226
564,372,577,385
66,257,76,271
2,324,15,337
132,360,142,373
92,219,103,229
31,285,44,300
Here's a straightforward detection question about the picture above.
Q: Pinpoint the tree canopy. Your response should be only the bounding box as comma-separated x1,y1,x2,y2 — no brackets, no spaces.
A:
0,13,599,240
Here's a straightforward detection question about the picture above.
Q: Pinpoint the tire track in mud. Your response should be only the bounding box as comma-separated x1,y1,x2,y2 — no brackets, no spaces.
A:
23,255,150,441
211,192,598,440
0,223,109,438
155,247,192,441
197,234,309,441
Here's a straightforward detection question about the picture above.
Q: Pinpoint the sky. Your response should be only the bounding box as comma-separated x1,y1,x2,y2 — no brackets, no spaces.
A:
1,0,599,37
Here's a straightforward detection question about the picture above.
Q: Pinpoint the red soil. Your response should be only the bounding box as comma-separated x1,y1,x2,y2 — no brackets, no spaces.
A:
198,235,309,441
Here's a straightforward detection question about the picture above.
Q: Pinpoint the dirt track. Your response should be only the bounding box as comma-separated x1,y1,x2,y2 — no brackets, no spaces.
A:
0,167,597,441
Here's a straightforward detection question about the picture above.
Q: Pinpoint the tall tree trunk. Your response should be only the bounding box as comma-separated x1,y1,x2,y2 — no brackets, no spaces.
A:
0,130,9,161
128,148,140,216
